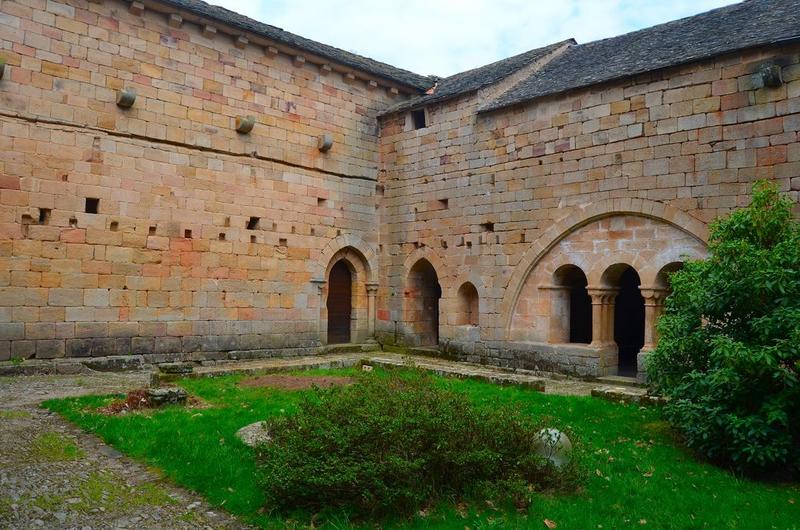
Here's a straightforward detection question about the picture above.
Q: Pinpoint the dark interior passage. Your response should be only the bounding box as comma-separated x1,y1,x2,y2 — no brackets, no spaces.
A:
614,266,645,376
565,270,592,344
407,259,441,346
327,260,352,344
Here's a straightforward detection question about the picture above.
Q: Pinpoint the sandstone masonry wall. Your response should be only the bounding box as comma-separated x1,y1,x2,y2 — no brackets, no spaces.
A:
0,0,406,361
378,43,800,372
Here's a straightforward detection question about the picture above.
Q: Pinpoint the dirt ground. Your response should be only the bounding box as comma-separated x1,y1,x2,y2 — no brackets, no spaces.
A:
239,374,355,390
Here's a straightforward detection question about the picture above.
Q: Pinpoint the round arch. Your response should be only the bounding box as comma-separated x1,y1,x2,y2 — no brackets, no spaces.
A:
498,198,709,339
313,234,378,283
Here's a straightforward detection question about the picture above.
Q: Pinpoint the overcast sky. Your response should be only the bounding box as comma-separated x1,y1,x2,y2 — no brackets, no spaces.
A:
213,0,738,77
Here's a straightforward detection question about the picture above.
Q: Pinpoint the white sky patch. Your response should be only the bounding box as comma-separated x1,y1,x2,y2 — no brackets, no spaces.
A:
211,0,738,77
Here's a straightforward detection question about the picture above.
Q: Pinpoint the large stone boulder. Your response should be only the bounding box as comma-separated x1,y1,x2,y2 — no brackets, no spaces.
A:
236,421,272,447
533,428,572,467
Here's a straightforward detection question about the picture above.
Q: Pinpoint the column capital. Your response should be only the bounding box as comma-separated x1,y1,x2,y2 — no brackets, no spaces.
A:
365,282,379,295
639,287,669,303
586,287,618,303
310,278,326,292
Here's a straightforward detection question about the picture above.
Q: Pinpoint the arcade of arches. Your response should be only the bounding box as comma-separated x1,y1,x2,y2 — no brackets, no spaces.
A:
320,215,706,379
509,214,707,376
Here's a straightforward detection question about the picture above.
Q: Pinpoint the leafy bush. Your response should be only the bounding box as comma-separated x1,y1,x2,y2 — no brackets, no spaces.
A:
256,370,580,518
648,181,800,474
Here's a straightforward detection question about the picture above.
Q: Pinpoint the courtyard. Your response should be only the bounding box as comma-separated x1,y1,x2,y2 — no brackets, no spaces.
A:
0,355,797,529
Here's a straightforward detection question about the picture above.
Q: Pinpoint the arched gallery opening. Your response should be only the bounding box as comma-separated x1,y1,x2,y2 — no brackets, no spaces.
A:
612,266,645,376
455,282,479,326
406,259,442,346
327,259,353,344
551,265,592,344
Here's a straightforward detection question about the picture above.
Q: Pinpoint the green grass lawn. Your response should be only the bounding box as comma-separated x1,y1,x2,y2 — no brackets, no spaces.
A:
43,368,799,529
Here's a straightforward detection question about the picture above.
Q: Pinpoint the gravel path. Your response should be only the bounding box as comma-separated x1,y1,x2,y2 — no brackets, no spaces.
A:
0,372,249,530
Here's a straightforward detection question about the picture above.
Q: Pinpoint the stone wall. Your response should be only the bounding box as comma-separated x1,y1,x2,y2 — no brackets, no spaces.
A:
0,0,407,361
378,43,800,375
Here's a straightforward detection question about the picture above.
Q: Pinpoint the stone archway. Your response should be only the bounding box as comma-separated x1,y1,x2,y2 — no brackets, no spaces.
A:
499,198,709,340
405,258,442,346
505,206,708,377
327,260,353,344
313,243,377,345
603,264,645,376
549,264,592,344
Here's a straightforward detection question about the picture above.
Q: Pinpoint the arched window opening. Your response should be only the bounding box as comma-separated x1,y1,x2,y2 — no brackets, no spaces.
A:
655,261,684,291
552,265,592,344
456,282,479,326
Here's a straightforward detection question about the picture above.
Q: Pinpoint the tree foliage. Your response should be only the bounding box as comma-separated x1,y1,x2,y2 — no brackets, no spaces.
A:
648,181,800,473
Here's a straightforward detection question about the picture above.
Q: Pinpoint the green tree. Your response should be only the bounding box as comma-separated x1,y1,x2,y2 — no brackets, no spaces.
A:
648,180,800,473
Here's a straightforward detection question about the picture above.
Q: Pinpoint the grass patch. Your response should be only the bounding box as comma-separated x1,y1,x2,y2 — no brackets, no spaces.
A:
30,432,85,461
0,409,31,420
73,471,175,513
44,368,800,529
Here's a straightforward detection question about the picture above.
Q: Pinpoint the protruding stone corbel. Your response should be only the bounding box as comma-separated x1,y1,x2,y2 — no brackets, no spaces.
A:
202,25,217,39
319,64,332,76
167,14,183,28
343,72,356,84
235,115,255,134
293,55,306,67
266,46,279,57
116,88,136,108
128,1,144,15
759,63,783,88
367,80,378,91
387,87,399,98
317,134,333,152
235,36,248,49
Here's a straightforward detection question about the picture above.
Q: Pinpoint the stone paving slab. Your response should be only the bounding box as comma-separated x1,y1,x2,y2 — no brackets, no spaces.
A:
0,374,250,530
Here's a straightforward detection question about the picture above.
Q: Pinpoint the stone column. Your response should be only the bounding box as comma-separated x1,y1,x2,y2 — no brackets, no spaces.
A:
365,282,379,339
640,288,669,351
587,287,618,346
310,279,326,345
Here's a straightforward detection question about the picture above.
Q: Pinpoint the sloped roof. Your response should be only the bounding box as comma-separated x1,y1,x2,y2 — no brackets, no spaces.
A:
155,0,435,90
481,0,800,112
379,39,575,116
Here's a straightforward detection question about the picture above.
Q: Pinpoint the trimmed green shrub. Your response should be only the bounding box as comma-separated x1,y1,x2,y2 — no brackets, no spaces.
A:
648,181,800,474
256,370,581,518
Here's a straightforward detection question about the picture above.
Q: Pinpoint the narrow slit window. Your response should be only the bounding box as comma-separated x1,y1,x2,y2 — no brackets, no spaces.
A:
184,229,192,239
38,208,51,225
411,109,426,130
